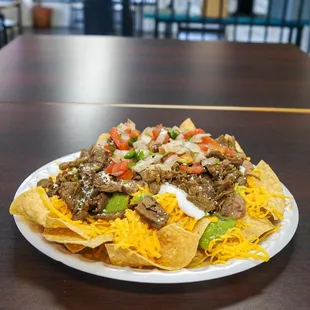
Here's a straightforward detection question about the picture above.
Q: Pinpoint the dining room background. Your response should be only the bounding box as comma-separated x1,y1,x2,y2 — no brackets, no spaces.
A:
1,0,309,53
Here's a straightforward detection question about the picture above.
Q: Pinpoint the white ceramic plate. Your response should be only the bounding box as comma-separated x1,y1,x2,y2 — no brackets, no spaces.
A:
13,152,299,284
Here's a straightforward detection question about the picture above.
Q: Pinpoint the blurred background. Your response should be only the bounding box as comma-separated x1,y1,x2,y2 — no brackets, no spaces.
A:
0,0,309,53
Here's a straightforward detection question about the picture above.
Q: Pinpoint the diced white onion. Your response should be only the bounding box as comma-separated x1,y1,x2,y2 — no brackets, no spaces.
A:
239,166,245,175
141,134,152,144
113,150,129,159
126,119,136,131
162,141,186,154
193,152,206,163
133,140,148,150
132,156,156,173
201,157,217,166
184,142,201,153
155,129,168,144
142,127,153,136
190,133,211,143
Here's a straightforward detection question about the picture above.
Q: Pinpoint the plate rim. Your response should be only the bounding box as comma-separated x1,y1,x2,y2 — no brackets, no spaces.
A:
12,152,299,284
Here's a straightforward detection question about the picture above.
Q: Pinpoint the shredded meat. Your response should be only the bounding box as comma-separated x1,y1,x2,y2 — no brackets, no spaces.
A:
135,196,169,229
218,193,246,219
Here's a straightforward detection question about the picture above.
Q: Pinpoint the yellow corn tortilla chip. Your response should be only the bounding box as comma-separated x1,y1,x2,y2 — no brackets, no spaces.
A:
193,217,211,237
224,134,246,156
10,188,96,240
65,243,86,253
105,244,157,268
106,223,204,270
45,216,91,240
43,228,113,248
180,118,196,131
187,250,207,268
96,133,110,145
240,214,274,240
255,160,286,220
10,189,50,227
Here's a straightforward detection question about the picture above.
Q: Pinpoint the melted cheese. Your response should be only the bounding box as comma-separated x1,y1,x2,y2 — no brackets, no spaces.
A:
205,227,270,264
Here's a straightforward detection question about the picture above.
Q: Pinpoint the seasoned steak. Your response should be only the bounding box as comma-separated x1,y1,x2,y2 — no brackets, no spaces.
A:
218,193,246,219
135,196,169,229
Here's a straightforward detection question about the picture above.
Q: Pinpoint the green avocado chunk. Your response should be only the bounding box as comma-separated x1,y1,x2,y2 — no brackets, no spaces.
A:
130,194,148,205
105,193,129,213
199,218,236,250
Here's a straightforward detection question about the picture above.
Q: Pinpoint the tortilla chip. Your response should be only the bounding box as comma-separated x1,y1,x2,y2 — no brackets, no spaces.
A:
45,216,92,240
10,189,50,227
106,223,202,270
180,118,196,131
105,244,157,268
96,133,110,145
255,160,286,220
43,228,113,248
10,188,96,240
240,214,274,240
193,217,211,237
187,250,207,268
65,243,86,253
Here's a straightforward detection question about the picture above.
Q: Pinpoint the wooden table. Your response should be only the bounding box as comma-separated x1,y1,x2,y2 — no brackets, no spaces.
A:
0,35,309,108
1,36,310,309
1,101,310,309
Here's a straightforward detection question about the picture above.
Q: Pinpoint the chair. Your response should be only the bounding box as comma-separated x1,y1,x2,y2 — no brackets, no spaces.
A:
70,0,84,28
145,0,310,46
0,12,7,47
0,12,17,48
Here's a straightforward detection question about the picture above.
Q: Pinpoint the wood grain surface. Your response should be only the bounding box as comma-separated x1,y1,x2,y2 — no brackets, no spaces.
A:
0,35,309,108
1,102,309,310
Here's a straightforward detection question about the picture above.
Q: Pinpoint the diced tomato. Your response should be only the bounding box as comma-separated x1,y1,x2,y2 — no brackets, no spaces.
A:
180,164,204,174
118,140,130,150
198,144,208,152
112,161,129,175
118,169,134,180
183,128,205,140
224,147,234,156
201,136,219,146
129,130,141,138
105,161,116,174
109,127,130,150
152,127,162,141
163,133,170,144
158,146,165,154
201,136,234,156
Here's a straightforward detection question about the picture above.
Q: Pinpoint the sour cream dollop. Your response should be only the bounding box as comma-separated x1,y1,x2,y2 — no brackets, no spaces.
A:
158,184,205,220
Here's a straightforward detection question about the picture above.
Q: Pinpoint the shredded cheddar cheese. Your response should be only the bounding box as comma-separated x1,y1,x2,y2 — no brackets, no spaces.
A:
154,193,198,231
236,219,251,229
38,188,111,238
235,178,288,220
205,227,270,264
105,209,161,260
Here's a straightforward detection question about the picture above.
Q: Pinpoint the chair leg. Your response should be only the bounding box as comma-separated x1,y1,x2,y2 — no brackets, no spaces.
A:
3,27,8,45
295,26,303,47
155,20,159,38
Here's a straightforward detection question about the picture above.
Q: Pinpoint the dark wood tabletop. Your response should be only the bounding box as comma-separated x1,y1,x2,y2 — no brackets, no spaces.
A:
1,102,309,310
0,35,309,108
